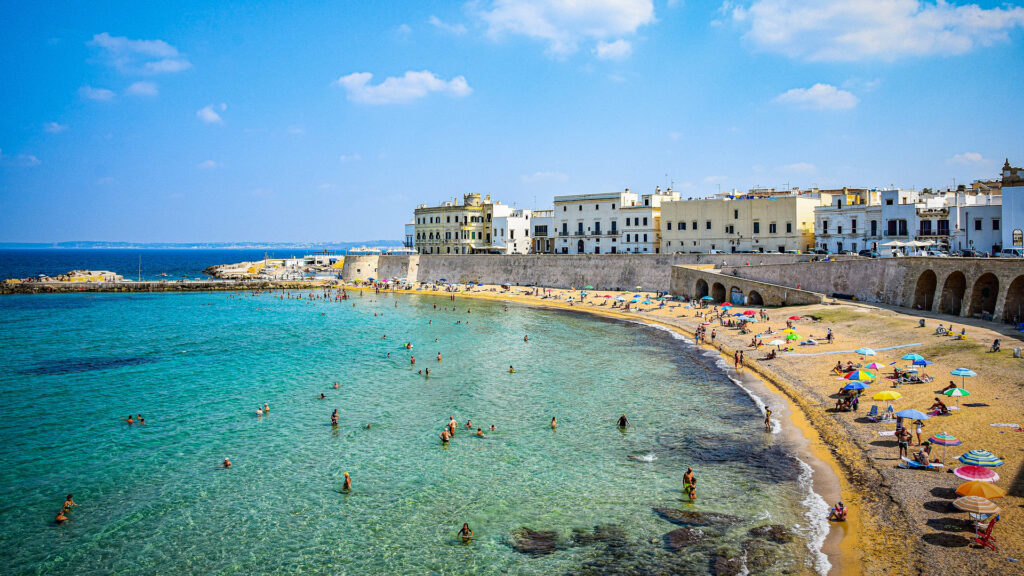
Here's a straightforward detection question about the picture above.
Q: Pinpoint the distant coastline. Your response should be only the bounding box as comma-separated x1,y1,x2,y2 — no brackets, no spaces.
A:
0,241,403,250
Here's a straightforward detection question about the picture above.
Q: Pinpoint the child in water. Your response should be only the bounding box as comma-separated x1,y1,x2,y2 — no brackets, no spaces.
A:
458,523,473,543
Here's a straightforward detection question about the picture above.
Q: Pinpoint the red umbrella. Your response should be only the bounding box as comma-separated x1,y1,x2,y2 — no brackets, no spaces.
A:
743,310,756,316
788,316,801,320
953,465,1000,482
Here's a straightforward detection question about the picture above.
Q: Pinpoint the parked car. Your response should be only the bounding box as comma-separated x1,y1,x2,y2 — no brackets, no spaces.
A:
857,249,880,258
998,248,1024,258
952,249,982,258
923,250,949,257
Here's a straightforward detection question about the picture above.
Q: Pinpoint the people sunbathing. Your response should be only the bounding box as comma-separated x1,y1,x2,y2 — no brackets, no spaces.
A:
929,398,949,415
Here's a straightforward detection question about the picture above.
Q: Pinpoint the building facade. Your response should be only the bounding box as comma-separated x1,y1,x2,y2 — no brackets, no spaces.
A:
553,189,637,254
490,208,532,254
814,189,883,253
413,193,487,255
876,188,1003,255
1001,159,1024,251
660,193,818,253
620,187,680,253
530,210,555,254
404,222,415,249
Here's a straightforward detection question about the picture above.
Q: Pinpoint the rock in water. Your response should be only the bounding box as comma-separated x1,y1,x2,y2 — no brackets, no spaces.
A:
664,527,705,551
711,555,745,576
510,527,559,555
748,524,794,543
654,508,740,526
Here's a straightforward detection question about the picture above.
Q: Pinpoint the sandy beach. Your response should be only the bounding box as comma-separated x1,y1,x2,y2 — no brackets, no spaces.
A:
367,281,1023,576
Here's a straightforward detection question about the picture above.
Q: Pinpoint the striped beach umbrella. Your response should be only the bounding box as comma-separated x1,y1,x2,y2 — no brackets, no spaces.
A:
953,465,1000,482
952,496,1001,515
864,362,884,370
943,387,970,408
855,347,876,356
950,367,977,387
844,370,875,381
901,353,925,362
959,450,1004,467
929,432,962,462
956,481,1006,499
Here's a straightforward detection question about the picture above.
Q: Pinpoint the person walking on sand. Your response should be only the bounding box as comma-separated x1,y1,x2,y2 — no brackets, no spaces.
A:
913,420,925,446
897,427,911,459
764,407,772,432
734,351,739,368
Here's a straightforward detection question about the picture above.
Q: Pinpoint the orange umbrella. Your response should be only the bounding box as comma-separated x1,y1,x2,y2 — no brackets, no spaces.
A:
956,481,1006,499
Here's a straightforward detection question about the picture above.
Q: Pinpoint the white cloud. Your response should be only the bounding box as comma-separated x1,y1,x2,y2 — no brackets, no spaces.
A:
477,0,655,56
125,81,158,96
334,71,472,105
774,83,858,110
196,103,226,124
949,152,985,164
395,23,413,36
429,15,468,35
198,160,219,169
594,39,633,60
79,85,114,100
521,171,568,183
89,32,192,74
339,154,362,162
44,122,67,133
731,0,1024,62
14,154,41,167
779,162,817,174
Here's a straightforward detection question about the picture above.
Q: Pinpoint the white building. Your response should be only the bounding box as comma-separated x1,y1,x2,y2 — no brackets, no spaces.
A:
554,189,637,254
1001,159,1024,251
490,208,532,254
814,189,883,254
404,222,415,249
530,210,554,253
878,188,1003,255
620,187,680,253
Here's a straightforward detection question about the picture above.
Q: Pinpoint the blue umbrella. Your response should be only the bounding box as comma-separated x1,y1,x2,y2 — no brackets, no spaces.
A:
634,294,642,297
642,300,652,304
901,353,924,362
895,409,930,420
855,347,876,356
701,296,714,300
843,382,870,391
733,312,745,316
950,367,978,387
958,449,1004,467
912,359,933,366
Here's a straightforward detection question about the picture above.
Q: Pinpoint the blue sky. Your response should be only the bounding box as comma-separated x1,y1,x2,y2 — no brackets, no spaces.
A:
1,0,1023,243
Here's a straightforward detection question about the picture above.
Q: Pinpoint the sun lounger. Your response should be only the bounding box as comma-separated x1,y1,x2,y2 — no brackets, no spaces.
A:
972,517,998,551
866,405,881,422
898,457,944,470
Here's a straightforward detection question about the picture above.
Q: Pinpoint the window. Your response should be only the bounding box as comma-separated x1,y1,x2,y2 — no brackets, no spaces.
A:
706,221,711,230
937,220,949,235
769,223,777,234
885,199,894,206
851,219,857,234
975,219,982,231
446,216,450,223
920,221,932,235
898,220,908,236
837,225,843,235
577,222,584,235
578,205,582,211
666,222,672,230
612,204,616,210
561,223,568,235
681,222,687,230
611,220,617,232
643,233,648,242
594,222,601,235
753,222,760,234
692,221,697,230
993,219,1000,230
733,209,738,219
887,220,897,235
642,217,648,226
870,220,877,236
510,230,515,239
822,220,829,234
562,206,567,212
535,225,548,237
644,198,649,206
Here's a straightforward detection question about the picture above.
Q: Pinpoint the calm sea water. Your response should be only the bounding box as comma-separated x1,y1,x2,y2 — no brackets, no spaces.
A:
0,249,296,281
0,290,825,575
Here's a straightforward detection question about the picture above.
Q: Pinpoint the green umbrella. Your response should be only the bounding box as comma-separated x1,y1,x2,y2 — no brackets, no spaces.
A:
584,285,593,290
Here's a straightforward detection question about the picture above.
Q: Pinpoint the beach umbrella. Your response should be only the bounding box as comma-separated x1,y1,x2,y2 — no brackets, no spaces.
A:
895,408,929,421
953,466,1000,482
929,432,962,462
615,296,626,302
721,303,732,308
781,328,797,334
642,300,652,304
959,450,1004,467
743,310,756,316
943,387,971,408
701,296,714,301
855,347,877,356
873,391,902,401
864,362,884,370
843,382,870,391
844,370,875,381
950,367,977,387
786,333,800,341
768,339,787,347
634,294,642,298
788,315,801,320
956,481,1006,499
584,285,593,290
603,295,611,298
901,353,925,362
912,359,933,366
733,312,745,316
952,496,1000,516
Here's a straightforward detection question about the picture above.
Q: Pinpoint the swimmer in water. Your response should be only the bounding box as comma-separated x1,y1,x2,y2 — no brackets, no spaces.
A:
437,352,442,361
551,417,557,429
439,428,451,442
62,494,78,512
256,407,263,417
509,365,515,373
55,509,68,524
334,382,339,389
476,427,485,437
137,414,146,425
617,414,630,428
387,352,391,359
425,368,431,377
342,472,352,491
524,335,529,342
223,457,232,469
125,415,134,425
320,393,326,399
458,523,473,543
331,409,339,425
465,420,472,429
411,356,416,365
490,424,496,431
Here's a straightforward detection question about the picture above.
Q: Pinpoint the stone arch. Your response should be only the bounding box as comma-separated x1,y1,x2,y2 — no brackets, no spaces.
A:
747,290,764,306
695,279,709,299
913,270,937,310
711,282,726,303
968,273,999,318
729,286,744,305
1003,275,1024,325
939,271,966,315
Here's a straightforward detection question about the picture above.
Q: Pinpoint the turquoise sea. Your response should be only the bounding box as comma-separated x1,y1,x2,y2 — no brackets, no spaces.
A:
0,290,827,575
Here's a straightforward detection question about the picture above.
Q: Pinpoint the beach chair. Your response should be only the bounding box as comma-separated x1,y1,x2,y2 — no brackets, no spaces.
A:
898,457,944,470
866,405,880,422
881,404,895,421
972,517,998,551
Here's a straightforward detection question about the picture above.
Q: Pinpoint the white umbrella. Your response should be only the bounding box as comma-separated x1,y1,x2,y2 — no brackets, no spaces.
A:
768,339,787,346
881,240,905,247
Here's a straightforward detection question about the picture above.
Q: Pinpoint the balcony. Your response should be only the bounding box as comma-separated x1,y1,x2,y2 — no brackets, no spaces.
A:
916,229,951,237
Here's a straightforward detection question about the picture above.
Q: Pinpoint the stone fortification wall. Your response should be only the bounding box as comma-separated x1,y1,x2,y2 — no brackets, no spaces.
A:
670,266,825,307
342,253,822,292
722,260,905,303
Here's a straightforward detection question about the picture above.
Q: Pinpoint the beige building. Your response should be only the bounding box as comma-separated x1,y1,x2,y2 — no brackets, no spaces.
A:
660,193,818,253
413,193,488,255
620,187,680,253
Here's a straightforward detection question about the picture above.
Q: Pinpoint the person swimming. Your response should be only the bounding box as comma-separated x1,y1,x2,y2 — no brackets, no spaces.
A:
256,407,263,417
458,523,473,543
439,428,451,443
476,427,485,437
334,381,339,389
411,355,416,365
551,416,557,428
489,424,496,431
320,393,326,399
125,415,134,424
331,409,339,425
62,494,77,513
55,509,68,524
342,472,351,491
617,414,630,428
509,365,515,373
437,352,442,361
524,335,529,342
465,420,472,429
222,457,232,469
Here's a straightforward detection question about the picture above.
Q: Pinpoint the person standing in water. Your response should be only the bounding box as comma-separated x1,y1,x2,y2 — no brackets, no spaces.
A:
764,407,772,432
342,472,351,491
617,414,630,428
551,417,557,429
458,523,473,543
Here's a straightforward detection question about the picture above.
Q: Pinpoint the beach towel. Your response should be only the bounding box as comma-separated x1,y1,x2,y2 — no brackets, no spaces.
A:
877,430,896,437
990,423,1021,428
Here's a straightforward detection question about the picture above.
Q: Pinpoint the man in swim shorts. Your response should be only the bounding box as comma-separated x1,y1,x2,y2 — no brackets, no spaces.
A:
617,414,630,428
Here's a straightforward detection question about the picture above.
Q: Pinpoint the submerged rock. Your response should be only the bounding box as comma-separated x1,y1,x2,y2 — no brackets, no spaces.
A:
748,524,794,543
572,524,627,546
511,527,560,555
653,508,741,527
742,539,779,572
664,527,705,550
711,555,745,576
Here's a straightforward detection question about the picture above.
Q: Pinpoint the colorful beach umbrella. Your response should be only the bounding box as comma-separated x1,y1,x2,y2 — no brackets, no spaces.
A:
733,312,745,316
953,466,1000,482
864,362,884,370
952,496,1000,515
956,481,1006,499
929,432,962,462
959,450,1004,467
743,310,756,316
912,359,933,366
855,347,877,356
901,353,925,362
721,303,732,308
786,333,801,341
950,367,977,387
844,370,875,381
895,408,929,420
843,382,870,391
781,328,797,334
584,285,593,290
788,316,801,320
873,391,902,401
943,387,971,408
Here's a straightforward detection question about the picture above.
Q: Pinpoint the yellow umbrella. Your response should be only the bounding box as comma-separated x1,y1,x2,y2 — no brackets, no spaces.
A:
873,391,902,401
781,328,797,334
956,481,1006,499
